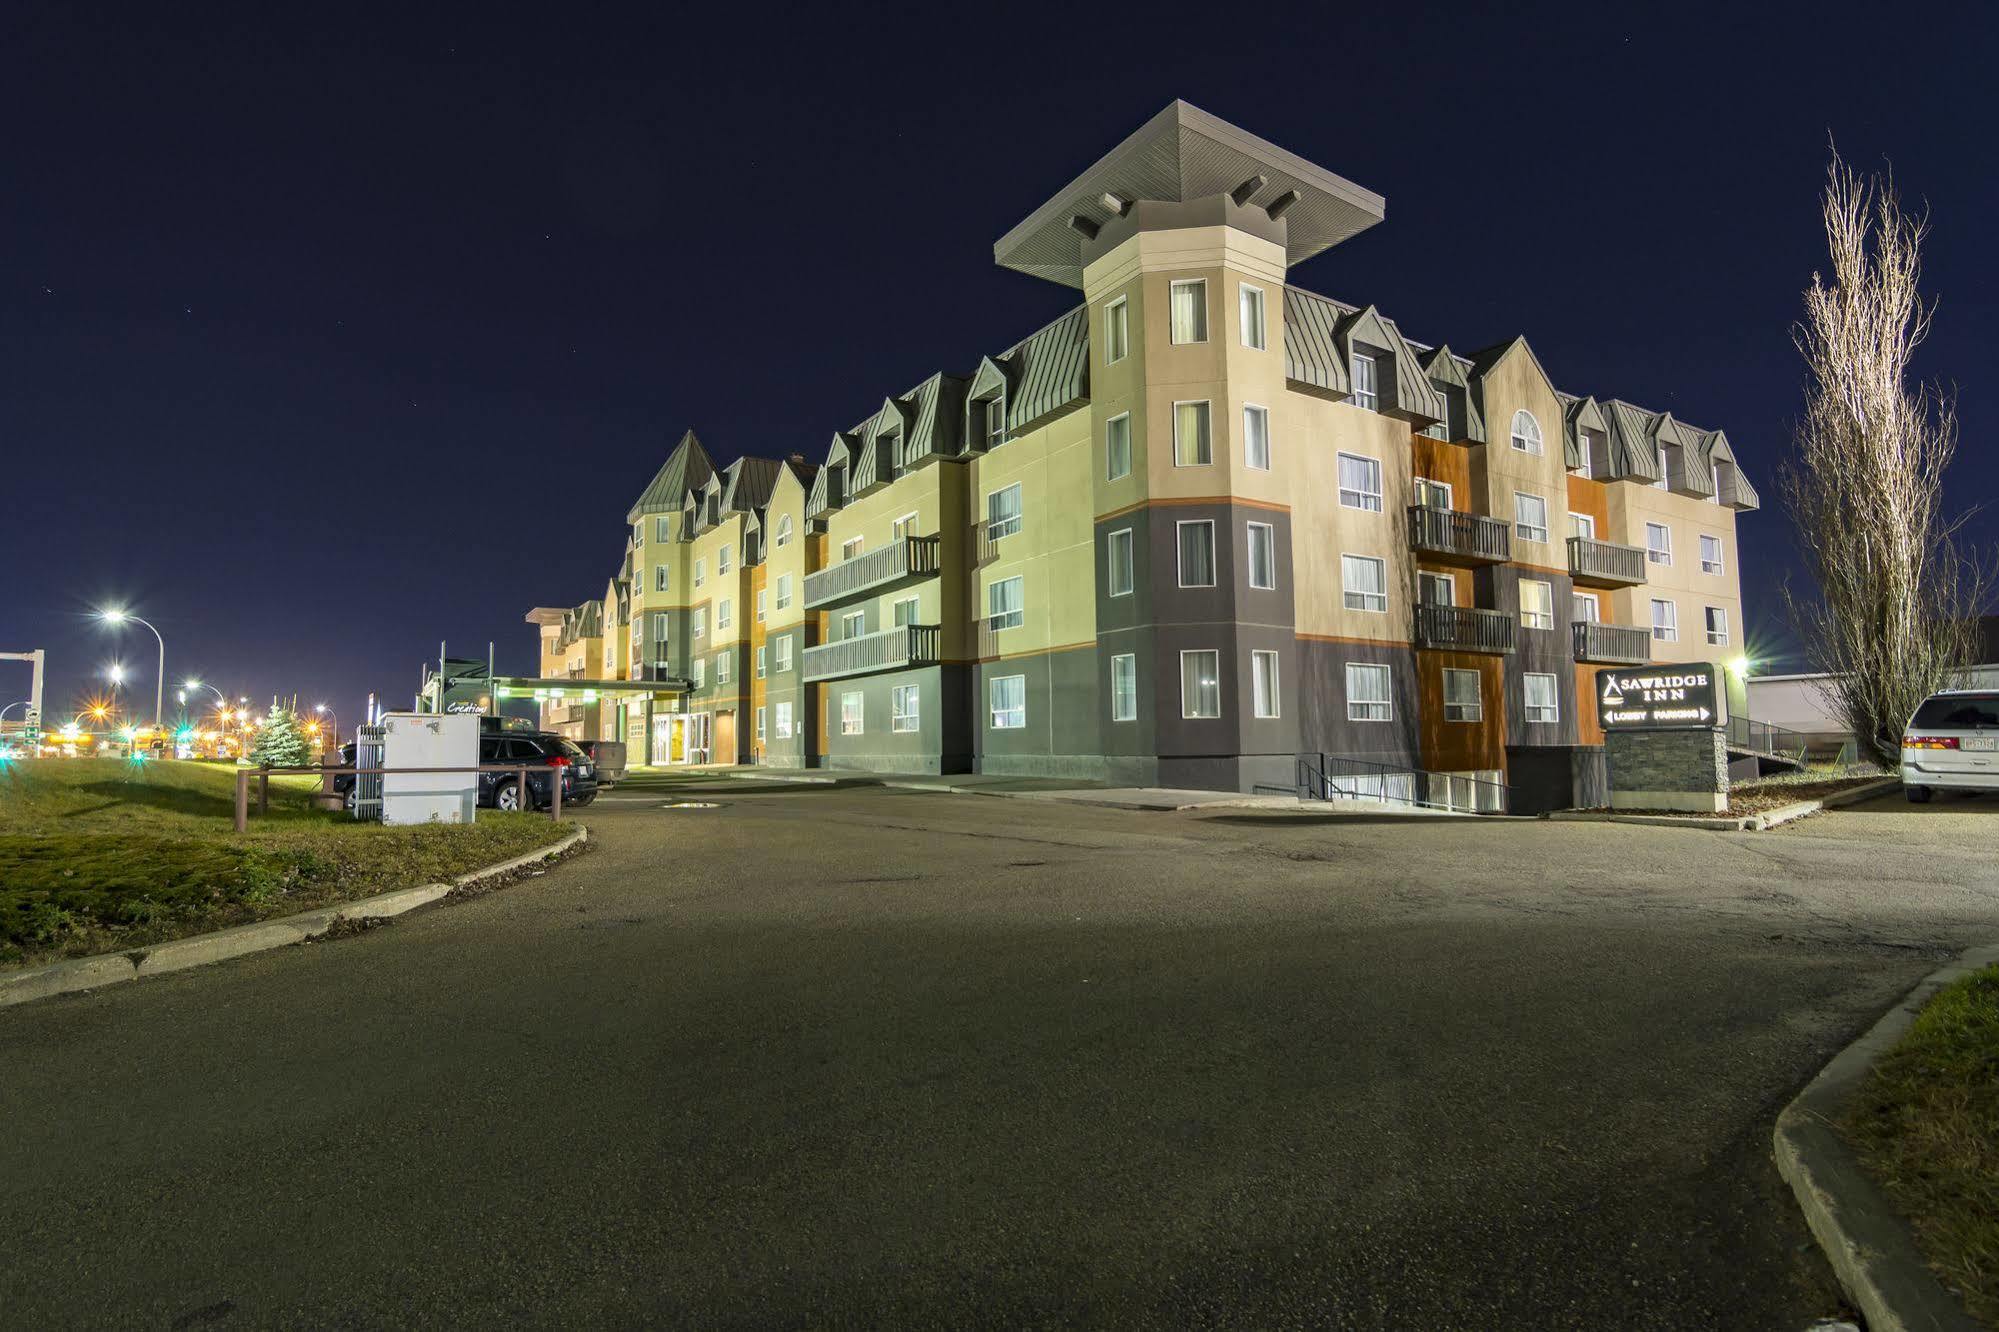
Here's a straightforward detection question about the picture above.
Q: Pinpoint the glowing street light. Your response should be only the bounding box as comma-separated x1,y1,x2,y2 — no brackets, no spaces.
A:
314,703,339,742
107,663,127,684
97,608,166,729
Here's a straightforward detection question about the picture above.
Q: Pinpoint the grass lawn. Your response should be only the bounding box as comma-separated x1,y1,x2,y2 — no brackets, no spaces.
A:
1842,963,1999,1323
0,758,573,967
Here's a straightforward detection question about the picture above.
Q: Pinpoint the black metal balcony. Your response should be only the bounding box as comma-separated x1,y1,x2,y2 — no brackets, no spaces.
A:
801,624,941,682
1567,536,1647,587
803,535,941,610
1414,603,1516,655
1407,505,1510,565
1571,621,1650,665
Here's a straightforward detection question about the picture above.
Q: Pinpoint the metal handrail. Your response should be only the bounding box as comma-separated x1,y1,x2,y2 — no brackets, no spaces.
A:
233,763,570,831
1407,504,1510,562
1295,752,1509,814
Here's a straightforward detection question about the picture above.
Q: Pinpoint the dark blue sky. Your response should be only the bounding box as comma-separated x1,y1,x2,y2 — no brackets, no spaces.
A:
4,3,1994,731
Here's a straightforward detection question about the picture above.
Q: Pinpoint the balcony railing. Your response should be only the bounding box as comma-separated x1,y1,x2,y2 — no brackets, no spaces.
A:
1571,621,1651,665
1567,536,1647,587
803,534,941,610
1414,603,1516,655
1407,505,1510,565
801,623,941,682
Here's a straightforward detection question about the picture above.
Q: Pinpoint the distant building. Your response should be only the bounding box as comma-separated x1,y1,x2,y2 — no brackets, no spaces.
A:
1748,619,1999,753
529,101,1759,806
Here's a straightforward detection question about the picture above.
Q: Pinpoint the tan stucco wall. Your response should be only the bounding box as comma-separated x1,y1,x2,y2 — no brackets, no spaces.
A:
1605,484,1743,665
969,405,1095,660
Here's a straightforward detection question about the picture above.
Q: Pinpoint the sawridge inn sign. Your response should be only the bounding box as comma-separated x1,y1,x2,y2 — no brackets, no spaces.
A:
1597,663,1725,731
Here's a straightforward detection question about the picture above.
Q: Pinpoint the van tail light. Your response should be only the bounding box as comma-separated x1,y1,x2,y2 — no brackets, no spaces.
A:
546,755,573,767
1905,735,1959,750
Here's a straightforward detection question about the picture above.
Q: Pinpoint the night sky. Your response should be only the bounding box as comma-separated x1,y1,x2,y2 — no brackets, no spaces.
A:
5,5,1995,734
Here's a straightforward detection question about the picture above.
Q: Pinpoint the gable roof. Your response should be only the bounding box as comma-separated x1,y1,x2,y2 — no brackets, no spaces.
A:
625,430,716,525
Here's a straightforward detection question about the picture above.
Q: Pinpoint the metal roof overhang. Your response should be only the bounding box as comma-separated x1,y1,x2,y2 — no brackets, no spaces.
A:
491,675,691,696
993,100,1385,289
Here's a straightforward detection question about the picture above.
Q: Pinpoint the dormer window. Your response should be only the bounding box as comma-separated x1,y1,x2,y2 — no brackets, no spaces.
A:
1510,410,1543,455
977,395,1006,451
879,431,901,479
1351,353,1379,412
1423,383,1452,440
1659,442,1682,490
775,514,793,548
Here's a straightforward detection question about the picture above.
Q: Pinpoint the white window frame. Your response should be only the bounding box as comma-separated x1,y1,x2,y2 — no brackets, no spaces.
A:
841,536,864,561
775,701,794,739
839,609,865,639
694,557,705,587
756,705,766,745
1513,491,1549,544
1345,662,1392,722
1573,591,1601,622
1342,554,1388,613
774,573,793,610
691,607,706,638
987,575,1024,631
1350,352,1379,412
1706,605,1730,646
755,645,766,678
1104,295,1129,364
1419,570,1456,607
1699,533,1725,575
653,566,669,593
1443,667,1482,723
1337,452,1383,512
1242,403,1271,470
1511,409,1543,454
1414,477,1453,510
652,614,670,644
985,483,1022,540
1519,579,1554,631
989,674,1026,730
892,511,920,541
1570,511,1596,541
892,684,920,733
840,690,864,736
1176,519,1216,589
692,657,705,688
716,651,731,684
1168,278,1208,345
1179,649,1221,720
1651,598,1679,642
718,543,732,574
891,595,920,627
655,516,671,543
1251,649,1280,719
755,589,766,622
1523,672,1559,724
775,514,793,547
1107,528,1135,597
1238,282,1266,351
717,598,732,629
774,636,793,673
1110,653,1137,723
1246,521,1276,591
1172,399,1212,466
1646,522,1673,565
1105,411,1132,481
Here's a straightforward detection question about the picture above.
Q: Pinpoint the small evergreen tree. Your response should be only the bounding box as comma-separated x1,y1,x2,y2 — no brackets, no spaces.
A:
250,700,312,768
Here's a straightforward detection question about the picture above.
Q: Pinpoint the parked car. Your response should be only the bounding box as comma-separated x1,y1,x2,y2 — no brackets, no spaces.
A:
479,732,598,811
1901,690,1999,802
333,741,360,814
570,738,625,786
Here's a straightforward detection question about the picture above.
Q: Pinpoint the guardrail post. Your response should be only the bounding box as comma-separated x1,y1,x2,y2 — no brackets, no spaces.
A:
516,766,529,813
235,768,248,833
258,767,270,815
550,766,562,821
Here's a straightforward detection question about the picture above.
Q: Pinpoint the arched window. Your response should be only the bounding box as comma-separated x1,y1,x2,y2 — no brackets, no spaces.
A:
775,514,794,548
1510,410,1543,455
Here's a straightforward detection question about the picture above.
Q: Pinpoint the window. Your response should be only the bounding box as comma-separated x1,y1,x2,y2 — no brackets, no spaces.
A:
1524,673,1559,723
1570,512,1596,541
1342,554,1387,613
1180,650,1221,719
775,514,792,547
692,657,705,688
1574,591,1600,622
1424,385,1452,441
1351,352,1379,411
1575,433,1595,478
1251,650,1280,719
1106,412,1132,480
634,522,645,549
1519,579,1554,630
1700,534,1724,575
840,691,864,735
1646,523,1673,564
775,701,794,739
1706,606,1730,646
1414,477,1452,510
775,574,793,610
1110,654,1136,722
774,636,793,672
1106,528,1135,597
1173,400,1211,465
716,652,731,683
694,558,705,587
1239,283,1266,350
987,575,1024,630
1243,404,1270,470
986,483,1022,539
1443,668,1482,722
841,536,863,560
653,614,670,644
892,511,919,541
654,566,670,593
1660,442,1682,490
1246,522,1276,590
892,685,920,732
755,645,766,678
839,610,865,639
1511,410,1543,454
1419,571,1455,606
755,589,766,622
990,675,1026,729
718,544,732,574
756,706,766,745
978,396,1006,451
1513,492,1549,543
891,595,919,627
691,608,706,638
655,516,671,543
1346,662,1391,721
1651,598,1679,642
1177,520,1216,588
1169,278,1207,344
1338,452,1383,511
717,598,732,629
1105,296,1129,364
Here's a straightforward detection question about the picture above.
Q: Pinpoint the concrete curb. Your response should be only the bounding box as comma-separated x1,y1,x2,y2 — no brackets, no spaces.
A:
0,825,589,1013
1547,777,1901,833
1772,942,1998,1332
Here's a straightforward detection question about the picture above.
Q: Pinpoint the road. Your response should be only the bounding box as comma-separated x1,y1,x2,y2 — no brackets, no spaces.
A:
3,780,1995,1328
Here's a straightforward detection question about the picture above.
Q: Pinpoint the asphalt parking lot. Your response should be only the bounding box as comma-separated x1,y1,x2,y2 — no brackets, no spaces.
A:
3,778,1995,1327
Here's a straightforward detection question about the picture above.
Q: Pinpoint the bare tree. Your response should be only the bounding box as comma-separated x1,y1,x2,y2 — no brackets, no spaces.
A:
1782,151,1990,765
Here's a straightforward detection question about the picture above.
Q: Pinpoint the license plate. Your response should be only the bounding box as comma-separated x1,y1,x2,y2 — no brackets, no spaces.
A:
1965,737,1996,752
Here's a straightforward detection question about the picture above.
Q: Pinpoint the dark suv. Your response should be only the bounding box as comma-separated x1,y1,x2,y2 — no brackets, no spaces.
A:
481,732,598,811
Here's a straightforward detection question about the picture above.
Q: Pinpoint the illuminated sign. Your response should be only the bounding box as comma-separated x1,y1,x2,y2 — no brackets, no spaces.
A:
1597,664,1724,731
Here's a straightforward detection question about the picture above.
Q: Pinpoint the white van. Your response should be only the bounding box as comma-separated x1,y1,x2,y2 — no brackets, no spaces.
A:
1902,690,1999,802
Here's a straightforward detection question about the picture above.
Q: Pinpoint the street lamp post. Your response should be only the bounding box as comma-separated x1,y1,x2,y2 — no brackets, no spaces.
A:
98,610,166,730
314,703,339,741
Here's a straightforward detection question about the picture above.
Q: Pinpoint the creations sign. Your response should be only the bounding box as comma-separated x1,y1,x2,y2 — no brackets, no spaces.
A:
1596,663,1724,731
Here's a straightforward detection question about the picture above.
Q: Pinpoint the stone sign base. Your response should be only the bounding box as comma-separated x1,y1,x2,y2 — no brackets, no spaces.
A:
1605,728,1729,813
